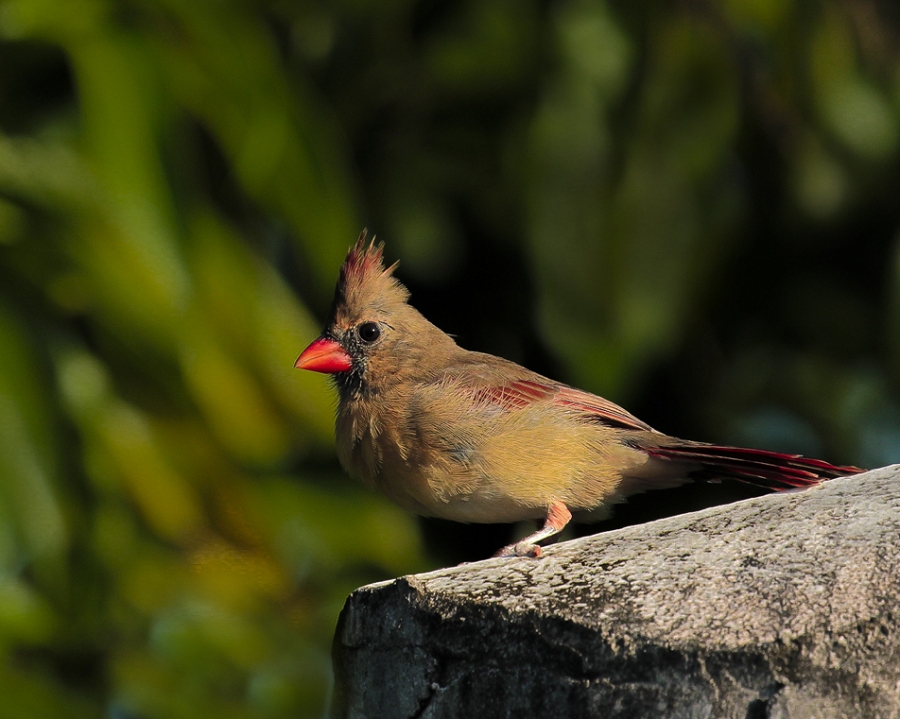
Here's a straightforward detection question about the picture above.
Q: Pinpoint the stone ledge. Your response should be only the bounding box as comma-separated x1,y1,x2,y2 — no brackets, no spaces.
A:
332,466,900,719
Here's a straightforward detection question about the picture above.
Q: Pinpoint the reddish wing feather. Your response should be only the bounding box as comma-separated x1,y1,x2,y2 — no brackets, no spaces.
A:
472,379,654,431
473,380,553,409
553,386,654,431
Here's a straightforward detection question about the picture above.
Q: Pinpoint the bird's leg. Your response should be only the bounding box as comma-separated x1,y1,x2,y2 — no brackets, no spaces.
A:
494,501,573,558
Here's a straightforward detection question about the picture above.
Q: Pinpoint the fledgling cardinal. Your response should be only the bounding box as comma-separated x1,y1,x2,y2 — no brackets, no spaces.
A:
296,232,862,558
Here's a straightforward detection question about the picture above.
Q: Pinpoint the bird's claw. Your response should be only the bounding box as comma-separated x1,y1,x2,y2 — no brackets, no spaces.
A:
493,541,542,559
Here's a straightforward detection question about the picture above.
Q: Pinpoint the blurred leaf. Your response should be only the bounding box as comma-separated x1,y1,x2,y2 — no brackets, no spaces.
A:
0,196,25,243
248,476,424,579
427,0,536,93
810,6,899,160
789,132,847,218
0,576,57,644
186,211,334,447
57,347,203,541
148,0,359,294
180,321,290,467
0,306,66,567
528,7,741,395
0,665,98,719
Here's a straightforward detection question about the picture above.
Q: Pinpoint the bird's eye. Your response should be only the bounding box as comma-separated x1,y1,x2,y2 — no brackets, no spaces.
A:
357,322,381,343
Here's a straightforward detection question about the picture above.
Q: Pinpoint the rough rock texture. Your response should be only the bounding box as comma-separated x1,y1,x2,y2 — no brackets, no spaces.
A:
332,466,900,719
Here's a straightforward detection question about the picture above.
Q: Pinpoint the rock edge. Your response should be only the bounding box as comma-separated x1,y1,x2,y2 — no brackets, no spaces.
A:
333,466,900,719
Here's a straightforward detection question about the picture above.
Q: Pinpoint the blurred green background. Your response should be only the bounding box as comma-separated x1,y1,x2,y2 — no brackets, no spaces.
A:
0,0,898,716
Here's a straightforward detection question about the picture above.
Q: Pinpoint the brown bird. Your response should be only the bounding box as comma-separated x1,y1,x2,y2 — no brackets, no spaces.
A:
295,232,862,557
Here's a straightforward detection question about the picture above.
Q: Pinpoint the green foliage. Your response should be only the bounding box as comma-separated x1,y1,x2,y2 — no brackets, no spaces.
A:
0,0,898,716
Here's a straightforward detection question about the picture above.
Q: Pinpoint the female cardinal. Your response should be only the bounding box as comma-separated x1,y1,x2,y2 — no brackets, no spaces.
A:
295,232,862,557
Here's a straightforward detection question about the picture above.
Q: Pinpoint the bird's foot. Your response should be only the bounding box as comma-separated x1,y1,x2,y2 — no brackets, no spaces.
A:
491,501,572,559
493,541,542,559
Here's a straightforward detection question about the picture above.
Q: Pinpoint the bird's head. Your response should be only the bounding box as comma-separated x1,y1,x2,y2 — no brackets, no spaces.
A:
295,231,452,396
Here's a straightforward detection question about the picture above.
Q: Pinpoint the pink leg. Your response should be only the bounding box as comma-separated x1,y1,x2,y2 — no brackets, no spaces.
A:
494,501,573,558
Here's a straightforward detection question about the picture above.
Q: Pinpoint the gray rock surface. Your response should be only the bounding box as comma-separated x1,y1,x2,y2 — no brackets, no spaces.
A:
332,466,900,719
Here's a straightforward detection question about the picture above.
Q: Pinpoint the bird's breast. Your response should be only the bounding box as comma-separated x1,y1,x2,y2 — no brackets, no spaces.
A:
335,382,654,524
335,396,446,516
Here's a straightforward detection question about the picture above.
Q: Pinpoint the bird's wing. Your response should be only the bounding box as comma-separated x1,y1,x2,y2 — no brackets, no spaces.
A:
466,376,656,432
551,385,656,432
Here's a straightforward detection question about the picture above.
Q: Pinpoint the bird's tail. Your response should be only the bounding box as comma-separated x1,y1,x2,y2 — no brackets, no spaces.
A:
641,442,863,491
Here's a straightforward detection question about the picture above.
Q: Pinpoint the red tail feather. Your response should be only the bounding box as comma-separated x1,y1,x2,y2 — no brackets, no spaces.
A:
642,443,863,491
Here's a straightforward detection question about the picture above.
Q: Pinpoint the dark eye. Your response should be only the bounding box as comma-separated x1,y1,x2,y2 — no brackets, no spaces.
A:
357,322,381,343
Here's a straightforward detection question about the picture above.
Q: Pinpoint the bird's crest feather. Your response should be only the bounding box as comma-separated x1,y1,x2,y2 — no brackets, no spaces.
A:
330,230,409,322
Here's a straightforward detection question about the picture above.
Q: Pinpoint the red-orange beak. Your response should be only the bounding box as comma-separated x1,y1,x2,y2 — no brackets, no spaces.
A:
294,337,353,374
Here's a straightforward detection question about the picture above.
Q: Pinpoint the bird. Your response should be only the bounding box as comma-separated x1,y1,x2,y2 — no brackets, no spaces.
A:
295,231,863,558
